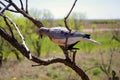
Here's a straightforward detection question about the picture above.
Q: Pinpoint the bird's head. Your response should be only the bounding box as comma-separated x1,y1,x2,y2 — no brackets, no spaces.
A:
39,27,49,38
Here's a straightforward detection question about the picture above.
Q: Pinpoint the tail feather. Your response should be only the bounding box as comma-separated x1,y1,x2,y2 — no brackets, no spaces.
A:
83,34,101,45
85,38,101,45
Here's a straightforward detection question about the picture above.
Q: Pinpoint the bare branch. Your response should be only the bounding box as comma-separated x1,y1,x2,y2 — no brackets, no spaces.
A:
19,0,24,10
64,0,77,31
0,1,6,7
99,50,110,77
0,13,31,59
11,0,43,27
31,57,65,66
2,0,43,27
0,1,18,13
0,27,30,59
107,48,114,73
0,1,90,80
26,0,28,13
3,15,14,37
7,9,18,13
4,0,12,3
85,65,100,72
8,16,31,58
63,0,77,50
100,50,107,72
32,56,89,80
0,27,89,80
60,46,70,60
72,50,77,63
0,2,12,13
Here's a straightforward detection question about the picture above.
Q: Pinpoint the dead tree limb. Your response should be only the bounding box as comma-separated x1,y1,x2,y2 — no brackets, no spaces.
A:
0,13,31,59
64,0,77,50
0,1,18,13
0,0,89,80
0,27,89,80
0,2,12,13
26,0,28,13
2,0,43,27
3,15,14,37
64,0,77,31
19,0,24,10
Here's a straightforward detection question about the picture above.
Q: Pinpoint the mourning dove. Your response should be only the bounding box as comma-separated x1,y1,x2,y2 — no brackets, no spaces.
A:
39,27,101,50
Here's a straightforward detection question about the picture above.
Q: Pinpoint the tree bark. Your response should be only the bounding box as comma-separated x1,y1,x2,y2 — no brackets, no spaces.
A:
0,28,89,80
0,0,90,79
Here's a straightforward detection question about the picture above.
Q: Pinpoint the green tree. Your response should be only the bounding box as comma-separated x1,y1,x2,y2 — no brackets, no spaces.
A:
70,12,86,30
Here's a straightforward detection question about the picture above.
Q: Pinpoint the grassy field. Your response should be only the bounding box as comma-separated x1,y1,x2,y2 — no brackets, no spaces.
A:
0,15,120,80
0,29,120,80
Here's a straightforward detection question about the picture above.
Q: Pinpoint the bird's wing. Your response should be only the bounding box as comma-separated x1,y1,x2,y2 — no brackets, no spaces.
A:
70,31,90,38
47,27,101,46
48,27,89,39
48,27,69,39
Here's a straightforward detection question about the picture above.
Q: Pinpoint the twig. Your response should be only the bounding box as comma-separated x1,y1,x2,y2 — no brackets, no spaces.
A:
73,50,77,63
0,1,6,7
7,9,18,13
108,48,114,73
85,65,100,72
0,1,18,13
100,50,107,72
0,13,31,59
19,0,24,10
64,0,77,31
99,50,110,77
3,15,14,37
0,1,90,79
60,46,70,60
10,0,44,27
26,0,28,13
64,0,77,50
0,2,12,13
4,0,12,3
32,57,64,66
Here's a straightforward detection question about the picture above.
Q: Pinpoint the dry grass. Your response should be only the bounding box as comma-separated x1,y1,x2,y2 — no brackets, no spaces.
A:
0,48,120,80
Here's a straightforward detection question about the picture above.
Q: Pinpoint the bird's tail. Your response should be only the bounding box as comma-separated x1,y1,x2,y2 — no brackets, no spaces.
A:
84,38,101,45
82,34,101,45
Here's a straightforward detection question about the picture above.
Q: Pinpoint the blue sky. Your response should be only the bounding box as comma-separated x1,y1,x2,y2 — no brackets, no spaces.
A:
29,0,120,19
15,0,120,19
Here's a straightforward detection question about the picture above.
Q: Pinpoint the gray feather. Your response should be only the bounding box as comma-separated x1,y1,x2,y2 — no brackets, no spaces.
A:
39,27,101,46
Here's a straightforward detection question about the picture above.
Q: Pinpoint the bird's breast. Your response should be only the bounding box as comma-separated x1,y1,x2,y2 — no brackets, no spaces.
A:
50,37,82,46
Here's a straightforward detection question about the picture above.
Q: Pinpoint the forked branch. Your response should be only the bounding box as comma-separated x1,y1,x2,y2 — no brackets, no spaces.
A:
19,0,24,10
2,0,43,27
0,27,89,80
64,0,77,31
64,0,77,50
0,0,89,80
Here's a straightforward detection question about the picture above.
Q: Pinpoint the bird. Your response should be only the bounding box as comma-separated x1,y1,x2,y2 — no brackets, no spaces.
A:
39,27,101,50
